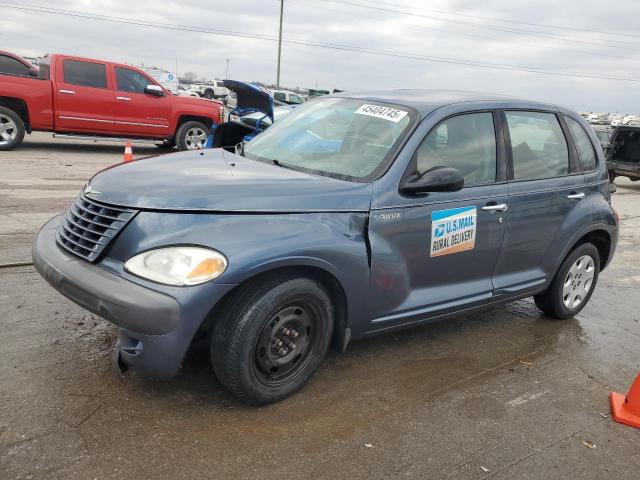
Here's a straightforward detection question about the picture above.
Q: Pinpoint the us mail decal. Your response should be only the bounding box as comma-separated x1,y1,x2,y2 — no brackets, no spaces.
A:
430,206,477,257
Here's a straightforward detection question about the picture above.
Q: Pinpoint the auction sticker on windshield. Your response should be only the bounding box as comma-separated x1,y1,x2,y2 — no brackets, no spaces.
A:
430,206,476,257
354,104,408,123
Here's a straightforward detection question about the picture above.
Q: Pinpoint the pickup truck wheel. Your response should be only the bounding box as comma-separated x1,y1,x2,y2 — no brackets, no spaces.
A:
211,275,334,405
534,243,600,319
203,90,215,100
175,121,208,151
0,107,25,151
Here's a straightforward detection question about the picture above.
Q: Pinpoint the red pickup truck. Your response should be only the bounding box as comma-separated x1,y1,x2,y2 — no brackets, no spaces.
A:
0,51,223,151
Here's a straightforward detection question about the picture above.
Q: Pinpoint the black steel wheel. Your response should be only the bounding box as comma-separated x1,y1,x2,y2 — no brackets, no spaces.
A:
254,305,318,386
212,274,334,405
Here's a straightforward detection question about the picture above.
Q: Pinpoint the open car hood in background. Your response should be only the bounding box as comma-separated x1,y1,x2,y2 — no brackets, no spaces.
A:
223,80,274,121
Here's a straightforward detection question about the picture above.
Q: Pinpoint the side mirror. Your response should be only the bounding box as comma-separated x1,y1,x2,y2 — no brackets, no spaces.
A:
144,85,164,97
400,166,464,194
27,67,39,78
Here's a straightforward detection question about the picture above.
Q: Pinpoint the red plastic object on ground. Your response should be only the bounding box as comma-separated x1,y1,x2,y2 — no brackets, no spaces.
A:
610,374,640,429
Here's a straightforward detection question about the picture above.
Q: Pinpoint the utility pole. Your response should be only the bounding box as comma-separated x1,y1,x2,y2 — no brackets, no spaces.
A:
276,0,284,88
226,58,229,79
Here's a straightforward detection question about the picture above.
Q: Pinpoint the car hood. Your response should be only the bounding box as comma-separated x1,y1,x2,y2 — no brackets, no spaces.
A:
87,149,372,212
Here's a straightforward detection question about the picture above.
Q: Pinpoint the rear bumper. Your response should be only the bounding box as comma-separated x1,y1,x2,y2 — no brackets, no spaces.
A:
33,216,236,378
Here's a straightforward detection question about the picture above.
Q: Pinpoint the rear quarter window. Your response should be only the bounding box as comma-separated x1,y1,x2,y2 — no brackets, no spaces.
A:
564,116,598,171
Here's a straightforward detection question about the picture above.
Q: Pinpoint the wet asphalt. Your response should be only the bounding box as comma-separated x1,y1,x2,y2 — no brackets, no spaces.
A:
1,132,639,479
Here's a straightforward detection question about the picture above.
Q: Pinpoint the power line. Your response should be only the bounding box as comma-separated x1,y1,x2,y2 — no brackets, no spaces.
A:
321,0,640,52
3,2,640,83
364,0,640,41
289,0,637,63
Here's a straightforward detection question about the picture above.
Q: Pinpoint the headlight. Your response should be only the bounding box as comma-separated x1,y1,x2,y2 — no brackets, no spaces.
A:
124,247,227,286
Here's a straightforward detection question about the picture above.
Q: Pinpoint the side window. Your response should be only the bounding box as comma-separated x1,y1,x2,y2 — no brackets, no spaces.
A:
415,112,497,186
274,92,286,101
63,60,107,88
0,55,30,76
115,67,150,94
564,116,597,171
289,94,302,104
506,111,569,180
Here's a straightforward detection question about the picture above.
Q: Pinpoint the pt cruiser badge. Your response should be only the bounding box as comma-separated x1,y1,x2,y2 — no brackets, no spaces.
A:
33,91,618,405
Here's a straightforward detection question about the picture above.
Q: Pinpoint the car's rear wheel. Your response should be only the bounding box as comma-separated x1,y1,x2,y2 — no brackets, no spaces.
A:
0,107,25,151
534,243,600,319
211,274,334,405
204,90,215,100
175,121,209,151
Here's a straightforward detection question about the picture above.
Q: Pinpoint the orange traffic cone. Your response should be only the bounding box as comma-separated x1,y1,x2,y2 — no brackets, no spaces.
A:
123,141,133,162
610,374,640,429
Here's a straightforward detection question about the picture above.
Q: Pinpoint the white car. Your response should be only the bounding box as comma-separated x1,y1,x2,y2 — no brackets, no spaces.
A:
190,80,229,100
271,89,304,105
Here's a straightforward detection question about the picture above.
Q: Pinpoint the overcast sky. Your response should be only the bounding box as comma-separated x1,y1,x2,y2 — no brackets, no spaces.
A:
3,0,640,112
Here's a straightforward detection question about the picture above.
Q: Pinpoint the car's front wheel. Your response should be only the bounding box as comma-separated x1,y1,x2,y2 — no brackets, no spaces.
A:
534,243,600,319
211,274,334,405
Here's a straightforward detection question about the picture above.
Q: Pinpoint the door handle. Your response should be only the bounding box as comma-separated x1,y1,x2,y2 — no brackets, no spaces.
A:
116,96,131,101
567,192,585,200
58,89,75,94
482,203,508,212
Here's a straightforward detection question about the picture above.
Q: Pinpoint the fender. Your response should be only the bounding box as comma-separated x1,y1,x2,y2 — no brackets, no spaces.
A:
105,210,373,338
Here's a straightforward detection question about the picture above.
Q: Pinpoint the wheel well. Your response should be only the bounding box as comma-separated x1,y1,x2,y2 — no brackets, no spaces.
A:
176,115,214,133
197,266,349,351
572,229,611,271
0,97,30,132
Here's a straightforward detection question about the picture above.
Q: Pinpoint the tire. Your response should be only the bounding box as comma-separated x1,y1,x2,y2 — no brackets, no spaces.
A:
203,89,215,100
534,243,600,319
155,140,175,150
0,106,26,151
175,121,209,151
608,169,616,183
211,274,334,405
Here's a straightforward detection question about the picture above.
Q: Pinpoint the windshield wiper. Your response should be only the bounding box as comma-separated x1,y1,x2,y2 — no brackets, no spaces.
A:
271,159,303,172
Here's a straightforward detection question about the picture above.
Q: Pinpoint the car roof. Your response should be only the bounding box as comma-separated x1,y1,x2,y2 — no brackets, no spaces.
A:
331,89,564,118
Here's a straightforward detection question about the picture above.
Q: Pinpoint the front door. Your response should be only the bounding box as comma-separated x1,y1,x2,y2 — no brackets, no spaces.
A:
492,110,589,295
368,111,508,331
112,66,172,137
54,58,115,133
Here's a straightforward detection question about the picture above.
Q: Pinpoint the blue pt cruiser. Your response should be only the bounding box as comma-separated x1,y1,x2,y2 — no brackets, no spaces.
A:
33,91,619,404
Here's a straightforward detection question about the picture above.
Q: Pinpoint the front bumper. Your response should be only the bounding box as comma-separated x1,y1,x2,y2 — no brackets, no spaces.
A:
33,216,236,378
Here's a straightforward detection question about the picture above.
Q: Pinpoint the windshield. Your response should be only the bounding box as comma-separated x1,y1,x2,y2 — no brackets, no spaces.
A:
243,98,415,181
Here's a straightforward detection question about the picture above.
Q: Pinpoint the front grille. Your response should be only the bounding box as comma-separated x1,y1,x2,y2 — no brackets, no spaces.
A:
56,194,137,262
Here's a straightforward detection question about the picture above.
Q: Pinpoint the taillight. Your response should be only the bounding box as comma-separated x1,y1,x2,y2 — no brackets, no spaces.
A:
219,105,224,124
613,207,620,225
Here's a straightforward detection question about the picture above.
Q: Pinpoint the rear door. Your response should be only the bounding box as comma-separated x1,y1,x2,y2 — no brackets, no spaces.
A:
112,66,172,137
368,110,509,330
492,110,589,296
608,127,640,178
54,58,115,132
